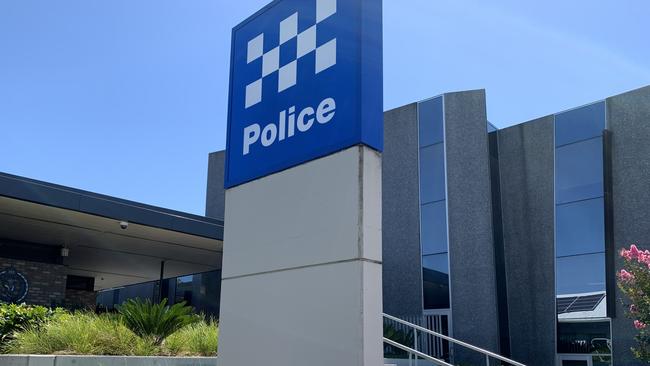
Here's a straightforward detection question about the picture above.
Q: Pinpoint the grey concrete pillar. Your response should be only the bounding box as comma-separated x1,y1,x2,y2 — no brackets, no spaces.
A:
218,146,383,366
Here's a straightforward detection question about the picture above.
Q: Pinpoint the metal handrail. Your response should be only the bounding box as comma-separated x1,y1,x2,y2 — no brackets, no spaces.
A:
383,338,454,366
383,313,527,366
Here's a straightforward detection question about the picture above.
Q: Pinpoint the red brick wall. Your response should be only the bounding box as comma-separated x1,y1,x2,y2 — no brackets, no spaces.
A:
0,258,66,307
64,288,97,310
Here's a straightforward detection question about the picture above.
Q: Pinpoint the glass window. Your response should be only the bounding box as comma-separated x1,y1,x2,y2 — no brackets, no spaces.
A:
556,253,606,296
556,198,605,257
555,102,606,147
555,138,603,204
418,97,444,147
118,282,155,304
190,271,222,316
422,253,450,309
421,201,448,255
592,356,612,366
175,275,194,305
557,321,611,354
419,143,446,204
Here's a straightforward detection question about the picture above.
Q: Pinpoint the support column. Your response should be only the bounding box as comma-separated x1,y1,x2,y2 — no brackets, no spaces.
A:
218,146,383,366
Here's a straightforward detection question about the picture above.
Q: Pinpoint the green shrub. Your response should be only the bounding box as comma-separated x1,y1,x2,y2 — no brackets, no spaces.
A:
165,318,218,356
0,303,61,350
4,302,218,357
117,298,198,345
5,311,157,356
619,244,650,361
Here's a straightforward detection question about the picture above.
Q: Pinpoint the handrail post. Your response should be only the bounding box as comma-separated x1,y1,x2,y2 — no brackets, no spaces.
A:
413,327,418,366
383,313,527,366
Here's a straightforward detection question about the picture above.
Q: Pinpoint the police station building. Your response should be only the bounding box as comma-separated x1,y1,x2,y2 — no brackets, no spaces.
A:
1,0,650,364
2,88,650,366
204,85,647,366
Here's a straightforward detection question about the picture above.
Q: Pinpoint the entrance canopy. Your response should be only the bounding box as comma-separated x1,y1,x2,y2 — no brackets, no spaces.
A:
0,172,223,291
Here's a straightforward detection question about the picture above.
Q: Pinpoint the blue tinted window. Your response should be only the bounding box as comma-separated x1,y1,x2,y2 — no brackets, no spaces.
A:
555,138,603,204
118,282,155,304
557,321,611,354
418,97,444,147
423,253,450,309
185,271,221,316
175,275,194,304
421,201,448,255
556,198,605,257
556,253,606,295
555,102,605,147
419,143,446,204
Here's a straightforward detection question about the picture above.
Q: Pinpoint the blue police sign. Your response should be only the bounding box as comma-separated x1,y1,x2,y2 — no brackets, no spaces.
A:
224,0,383,188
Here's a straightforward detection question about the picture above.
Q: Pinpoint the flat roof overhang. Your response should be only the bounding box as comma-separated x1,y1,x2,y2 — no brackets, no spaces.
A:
0,172,224,291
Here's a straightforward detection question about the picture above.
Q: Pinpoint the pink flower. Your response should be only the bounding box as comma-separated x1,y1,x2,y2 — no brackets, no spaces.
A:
630,245,641,259
621,248,633,261
637,249,650,264
635,320,646,330
630,304,638,314
619,269,635,282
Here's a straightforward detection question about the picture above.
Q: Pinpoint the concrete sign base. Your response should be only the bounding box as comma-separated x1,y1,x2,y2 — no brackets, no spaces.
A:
218,145,382,366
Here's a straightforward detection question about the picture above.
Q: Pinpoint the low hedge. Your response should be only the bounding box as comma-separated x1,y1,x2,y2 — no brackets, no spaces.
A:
0,303,62,351
0,303,218,356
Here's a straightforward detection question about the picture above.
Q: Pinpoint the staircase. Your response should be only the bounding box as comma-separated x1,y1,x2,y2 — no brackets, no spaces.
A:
382,313,527,366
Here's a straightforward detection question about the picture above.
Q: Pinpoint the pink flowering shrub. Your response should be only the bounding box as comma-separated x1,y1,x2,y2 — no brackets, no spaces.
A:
619,244,650,361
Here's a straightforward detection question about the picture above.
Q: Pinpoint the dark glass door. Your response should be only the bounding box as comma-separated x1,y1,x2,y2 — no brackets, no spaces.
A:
562,361,588,366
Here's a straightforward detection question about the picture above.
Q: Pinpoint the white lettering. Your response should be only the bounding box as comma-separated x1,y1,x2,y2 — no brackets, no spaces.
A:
243,124,260,155
287,106,296,138
261,123,278,147
278,109,286,141
297,107,315,132
316,97,336,124
241,97,336,155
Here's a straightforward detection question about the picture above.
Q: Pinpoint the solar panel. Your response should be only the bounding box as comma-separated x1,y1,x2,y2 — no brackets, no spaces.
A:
557,293,605,314
556,297,576,313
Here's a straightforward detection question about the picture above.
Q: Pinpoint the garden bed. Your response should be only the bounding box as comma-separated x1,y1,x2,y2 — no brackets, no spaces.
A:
0,355,217,366
1,301,218,358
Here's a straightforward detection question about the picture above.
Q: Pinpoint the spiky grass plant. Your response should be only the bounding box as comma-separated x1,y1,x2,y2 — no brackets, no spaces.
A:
117,298,198,345
164,317,218,356
6,312,157,355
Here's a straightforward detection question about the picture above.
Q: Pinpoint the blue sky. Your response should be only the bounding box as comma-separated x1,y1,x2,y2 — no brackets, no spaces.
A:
1,0,649,215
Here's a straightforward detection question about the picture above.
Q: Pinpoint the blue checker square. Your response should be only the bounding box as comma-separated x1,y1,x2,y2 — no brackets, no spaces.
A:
225,0,383,188
279,38,297,68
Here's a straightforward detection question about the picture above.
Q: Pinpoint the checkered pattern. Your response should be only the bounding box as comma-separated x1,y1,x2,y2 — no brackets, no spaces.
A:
245,0,337,109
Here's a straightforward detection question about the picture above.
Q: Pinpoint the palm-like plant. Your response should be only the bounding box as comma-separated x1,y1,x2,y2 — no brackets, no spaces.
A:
117,298,198,345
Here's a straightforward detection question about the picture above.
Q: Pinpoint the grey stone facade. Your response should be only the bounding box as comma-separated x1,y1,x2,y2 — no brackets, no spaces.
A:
607,86,650,366
0,258,66,307
497,116,557,366
382,103,423,317
444,90,501,361
205,150,226,220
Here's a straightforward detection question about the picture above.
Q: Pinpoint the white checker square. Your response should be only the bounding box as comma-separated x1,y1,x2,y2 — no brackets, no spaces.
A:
316,0,336,23
245,79,262,109
297,25,316,58
247,34,264,64
262,47,280,77
280,13,298,44
315,39,336,74
278,60,297,92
